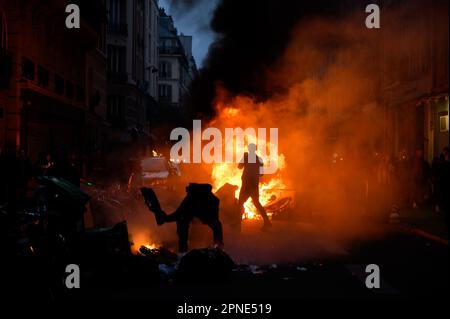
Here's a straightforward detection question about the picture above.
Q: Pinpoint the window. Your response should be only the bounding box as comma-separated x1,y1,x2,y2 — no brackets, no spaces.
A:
37,65,49,88
148,5,152,31
108,0,127,35
108,0,125,25
107,95,124,119
159,61,172,79
1,10,7,50
148,35,152,61
107,45,126,74
0,50,11,89
440,115,449,132
22,57,35,80
55,75,64,95
158,84,172,101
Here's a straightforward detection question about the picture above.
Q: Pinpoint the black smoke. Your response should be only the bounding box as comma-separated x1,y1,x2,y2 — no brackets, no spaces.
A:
188,0,344,118
163,0,204,12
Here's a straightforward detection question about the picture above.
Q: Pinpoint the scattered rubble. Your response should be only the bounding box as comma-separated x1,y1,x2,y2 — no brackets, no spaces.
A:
139,245,178,265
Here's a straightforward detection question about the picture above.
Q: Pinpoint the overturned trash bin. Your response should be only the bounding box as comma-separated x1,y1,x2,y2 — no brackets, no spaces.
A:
78,221,132,258
176,248,235,283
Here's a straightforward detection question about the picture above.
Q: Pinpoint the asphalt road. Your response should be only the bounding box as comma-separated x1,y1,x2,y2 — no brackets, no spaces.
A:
69,221,449,301
3,219,448,318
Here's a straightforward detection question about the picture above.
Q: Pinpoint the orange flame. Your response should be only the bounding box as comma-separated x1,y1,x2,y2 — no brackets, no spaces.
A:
131,232,159,253
210,106,287,220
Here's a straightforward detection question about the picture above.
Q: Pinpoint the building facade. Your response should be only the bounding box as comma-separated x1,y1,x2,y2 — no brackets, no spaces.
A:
0,0,106,166
380,0,449,162
145,0,159,100
0,6,10,144
106,0,159,141
158,8,197,109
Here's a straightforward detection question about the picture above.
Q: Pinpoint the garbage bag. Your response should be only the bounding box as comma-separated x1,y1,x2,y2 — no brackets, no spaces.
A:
176,248,234,282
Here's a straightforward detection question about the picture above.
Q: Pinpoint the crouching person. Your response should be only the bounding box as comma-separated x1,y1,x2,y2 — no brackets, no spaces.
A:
141,183,223,253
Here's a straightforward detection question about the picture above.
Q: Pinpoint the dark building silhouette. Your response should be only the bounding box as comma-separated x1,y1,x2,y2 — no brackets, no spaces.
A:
0,0,106,173
380,0,449,161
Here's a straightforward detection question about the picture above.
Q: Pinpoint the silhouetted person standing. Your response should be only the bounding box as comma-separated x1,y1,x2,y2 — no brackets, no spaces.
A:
238,143,271,230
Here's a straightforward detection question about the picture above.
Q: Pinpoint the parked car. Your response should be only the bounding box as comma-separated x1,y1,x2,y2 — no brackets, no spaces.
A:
132,156,181,189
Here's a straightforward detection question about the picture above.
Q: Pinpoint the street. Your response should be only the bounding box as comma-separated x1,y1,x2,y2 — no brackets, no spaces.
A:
65,218,449,301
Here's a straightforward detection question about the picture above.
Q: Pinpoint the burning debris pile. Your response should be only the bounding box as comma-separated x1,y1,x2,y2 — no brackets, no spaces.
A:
209,105,291,221
139,245,178,264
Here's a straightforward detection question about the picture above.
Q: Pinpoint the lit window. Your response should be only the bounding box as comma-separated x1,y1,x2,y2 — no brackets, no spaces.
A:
439,115,449,132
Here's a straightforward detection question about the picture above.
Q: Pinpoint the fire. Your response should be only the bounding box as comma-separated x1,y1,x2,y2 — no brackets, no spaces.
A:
132,242,159,254
143,243,159,250
210,106,287,220
212,161,286,220
130,232,159,253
